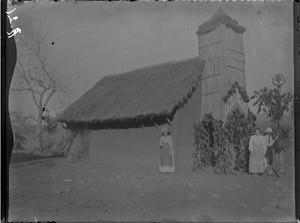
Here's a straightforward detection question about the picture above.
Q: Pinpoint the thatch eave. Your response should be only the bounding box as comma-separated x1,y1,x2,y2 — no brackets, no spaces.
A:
57,78,199,131
58,112,175,130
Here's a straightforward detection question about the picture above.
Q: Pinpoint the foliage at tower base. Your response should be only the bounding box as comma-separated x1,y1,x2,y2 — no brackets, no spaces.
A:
192,109,256,174
224,108,256,172
251,86,294,153
192,113,234,174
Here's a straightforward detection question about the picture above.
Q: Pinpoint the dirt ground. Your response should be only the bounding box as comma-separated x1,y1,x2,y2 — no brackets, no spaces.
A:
10,153,57,165
9,151,295,222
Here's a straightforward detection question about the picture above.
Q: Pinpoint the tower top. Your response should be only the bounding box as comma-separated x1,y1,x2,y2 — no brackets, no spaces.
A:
196,8,246,36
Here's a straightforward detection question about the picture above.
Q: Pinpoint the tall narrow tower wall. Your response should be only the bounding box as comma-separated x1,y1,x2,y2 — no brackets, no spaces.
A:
198,25,227,119
197,10,246,120
223,28,246,88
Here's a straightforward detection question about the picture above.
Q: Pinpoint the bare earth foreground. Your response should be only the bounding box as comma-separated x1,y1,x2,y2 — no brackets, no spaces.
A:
9,151,295,222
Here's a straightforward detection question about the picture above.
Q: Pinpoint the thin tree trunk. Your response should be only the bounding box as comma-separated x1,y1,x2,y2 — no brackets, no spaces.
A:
36,110,43,153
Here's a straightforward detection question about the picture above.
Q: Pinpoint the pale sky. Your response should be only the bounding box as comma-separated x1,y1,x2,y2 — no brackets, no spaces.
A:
9,1,293,116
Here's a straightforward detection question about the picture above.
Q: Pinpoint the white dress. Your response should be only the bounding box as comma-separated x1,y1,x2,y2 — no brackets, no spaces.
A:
158,135,175,173
248,135,267,173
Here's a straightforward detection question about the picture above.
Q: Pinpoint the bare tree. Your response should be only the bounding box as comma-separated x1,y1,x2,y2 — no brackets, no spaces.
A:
11,30,70,152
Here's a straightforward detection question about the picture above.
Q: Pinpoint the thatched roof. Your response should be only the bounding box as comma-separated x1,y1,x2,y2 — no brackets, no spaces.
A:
58,58,204,127
197,8,246,35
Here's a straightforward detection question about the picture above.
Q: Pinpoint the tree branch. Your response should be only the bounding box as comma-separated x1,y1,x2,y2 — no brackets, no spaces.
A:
15,59,40,108
10,88,31,92
19,36,54,82
43,87,56,109
14,33,69,114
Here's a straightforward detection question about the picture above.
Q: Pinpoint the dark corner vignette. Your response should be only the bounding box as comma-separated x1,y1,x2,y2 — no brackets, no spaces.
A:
1,0,8,221
294,1,300,221
1,0,17,221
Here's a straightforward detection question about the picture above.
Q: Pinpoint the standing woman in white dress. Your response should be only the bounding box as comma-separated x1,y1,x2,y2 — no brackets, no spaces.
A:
248,128,267,175
159,127,175,173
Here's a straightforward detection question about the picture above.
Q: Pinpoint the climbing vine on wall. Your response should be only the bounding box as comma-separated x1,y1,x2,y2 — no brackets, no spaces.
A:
222,81,250,103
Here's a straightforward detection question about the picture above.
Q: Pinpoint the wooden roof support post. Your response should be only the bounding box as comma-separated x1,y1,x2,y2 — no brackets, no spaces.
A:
166,117,172,126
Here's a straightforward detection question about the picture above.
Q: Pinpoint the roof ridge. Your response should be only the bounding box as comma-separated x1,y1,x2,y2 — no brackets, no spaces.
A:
104,57,199,78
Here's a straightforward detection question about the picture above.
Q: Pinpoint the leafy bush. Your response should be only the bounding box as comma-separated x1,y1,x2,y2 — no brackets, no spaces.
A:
10,111,35,129
211,120,235,174
192,114,211,170
192,113,235,174
13,132,26,152
224,108,256,172
214,141,235,175
273,124,293,153
251,86,293,153
192,107,257,174
251,87,293,125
